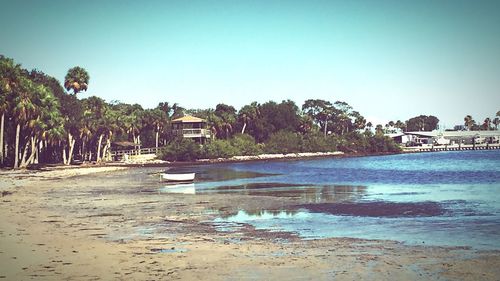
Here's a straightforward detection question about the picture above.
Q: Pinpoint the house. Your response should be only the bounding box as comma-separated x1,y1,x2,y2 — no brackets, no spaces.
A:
171,115,211,144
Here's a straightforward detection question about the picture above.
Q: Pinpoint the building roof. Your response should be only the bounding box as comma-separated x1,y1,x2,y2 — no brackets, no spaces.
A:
171,115,206,123
384,133,406,138
404,130,500,138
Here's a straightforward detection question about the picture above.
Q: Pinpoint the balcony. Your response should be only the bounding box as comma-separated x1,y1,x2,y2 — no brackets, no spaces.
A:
174,129,211,138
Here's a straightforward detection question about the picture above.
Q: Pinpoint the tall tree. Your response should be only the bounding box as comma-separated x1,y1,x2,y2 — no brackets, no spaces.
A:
214,103,237,139
352,111,367,131
333,101,354,135
81,96,107,161
30,69,82,165
0,55,21,165
406,115,439,131
19,85,62,167
302,99,334,137
238,102,259,134
62,67,89,164
375,124,384,135
12,76,36,168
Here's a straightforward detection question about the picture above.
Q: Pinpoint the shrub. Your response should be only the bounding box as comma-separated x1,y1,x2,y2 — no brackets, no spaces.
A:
368,135,401,153
301,132,337,152
157,138,201,161
230,134,262,156
201,139,239,159
264,130,302,154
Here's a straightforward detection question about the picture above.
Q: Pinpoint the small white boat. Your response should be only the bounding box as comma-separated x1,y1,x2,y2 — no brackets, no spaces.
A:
161,172,195,182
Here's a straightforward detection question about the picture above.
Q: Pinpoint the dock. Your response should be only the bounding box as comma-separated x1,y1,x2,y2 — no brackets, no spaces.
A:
402,143,500,153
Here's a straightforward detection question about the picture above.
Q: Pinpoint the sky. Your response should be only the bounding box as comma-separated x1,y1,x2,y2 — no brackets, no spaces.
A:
1,0,499,128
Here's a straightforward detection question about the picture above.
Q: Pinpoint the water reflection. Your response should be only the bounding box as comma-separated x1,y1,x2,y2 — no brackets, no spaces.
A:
210,183,367,204
216,208,500,249
220,209,302,219
160,183,196,194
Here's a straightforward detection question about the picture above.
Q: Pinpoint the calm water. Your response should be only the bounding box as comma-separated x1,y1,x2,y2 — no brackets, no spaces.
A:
163,150,500,249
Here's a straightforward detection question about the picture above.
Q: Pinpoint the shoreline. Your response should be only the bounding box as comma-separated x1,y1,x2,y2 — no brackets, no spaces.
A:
111,150,402,167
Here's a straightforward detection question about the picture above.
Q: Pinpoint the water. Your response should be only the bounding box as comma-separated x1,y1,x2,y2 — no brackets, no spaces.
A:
164,150,500,250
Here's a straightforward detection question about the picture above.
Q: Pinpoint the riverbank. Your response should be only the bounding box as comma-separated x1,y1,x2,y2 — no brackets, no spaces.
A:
115,150,401,167
1,164,499,280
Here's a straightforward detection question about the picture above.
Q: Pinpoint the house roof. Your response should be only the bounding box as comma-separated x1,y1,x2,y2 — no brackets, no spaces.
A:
171,115,206,123
112,141,140,147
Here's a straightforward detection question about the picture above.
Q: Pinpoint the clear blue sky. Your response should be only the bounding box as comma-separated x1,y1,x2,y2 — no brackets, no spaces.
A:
1,0,499,128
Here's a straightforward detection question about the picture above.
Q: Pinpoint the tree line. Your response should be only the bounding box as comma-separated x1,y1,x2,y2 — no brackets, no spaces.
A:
380,113,500,134
1,55,413,168
463,113,500,131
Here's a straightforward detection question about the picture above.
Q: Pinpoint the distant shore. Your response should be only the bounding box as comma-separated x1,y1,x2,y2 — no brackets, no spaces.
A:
110,150,402,167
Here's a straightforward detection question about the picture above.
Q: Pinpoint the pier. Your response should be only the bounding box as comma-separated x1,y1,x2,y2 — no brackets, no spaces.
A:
402,143,500,153
110,147,160,159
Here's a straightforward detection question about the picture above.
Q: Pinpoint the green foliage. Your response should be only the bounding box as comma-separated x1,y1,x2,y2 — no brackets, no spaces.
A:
300,132,337,152
230,134,262,156
264,130,302,154
2,54,442,168
158,138,201,161
64,66,89,94
367,135,401,153
406,115,439,131
200,134,261,159
201,139,239,159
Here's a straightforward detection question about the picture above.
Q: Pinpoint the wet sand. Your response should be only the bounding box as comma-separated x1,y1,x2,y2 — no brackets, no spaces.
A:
1,166,499,280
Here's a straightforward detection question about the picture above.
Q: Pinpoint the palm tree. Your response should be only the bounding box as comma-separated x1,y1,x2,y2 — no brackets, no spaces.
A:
64,67,89,95
298,115,314,134
0,55,22,165
238,102,259,134
493,117,500,130
395,120,405,132
19,85,61,167
12,77,37,168
204,110,222,139
352,111,366,131
366,122,373,132
214,104,237,139
63,67,89,164
82,96,108,162
0,93,8,165
388,121,395,133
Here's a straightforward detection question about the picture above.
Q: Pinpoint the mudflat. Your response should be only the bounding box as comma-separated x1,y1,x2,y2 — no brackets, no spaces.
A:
1,166,499,280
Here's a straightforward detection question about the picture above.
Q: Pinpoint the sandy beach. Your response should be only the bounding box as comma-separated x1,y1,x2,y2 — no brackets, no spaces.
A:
1,165,499,280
